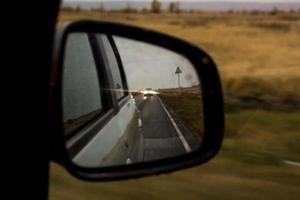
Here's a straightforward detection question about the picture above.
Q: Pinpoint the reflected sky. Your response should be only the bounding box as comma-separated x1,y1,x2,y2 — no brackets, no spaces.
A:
114,36,199,91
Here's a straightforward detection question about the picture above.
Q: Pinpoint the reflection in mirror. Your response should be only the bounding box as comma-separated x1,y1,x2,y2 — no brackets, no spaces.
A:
62,33,204,168
63,33,103,138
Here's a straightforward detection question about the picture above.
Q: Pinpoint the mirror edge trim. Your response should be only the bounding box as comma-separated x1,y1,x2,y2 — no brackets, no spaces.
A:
49,20,224,181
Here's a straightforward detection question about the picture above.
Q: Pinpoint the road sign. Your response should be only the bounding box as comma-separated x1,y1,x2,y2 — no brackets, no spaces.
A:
175,66,182,74
175,66,182,88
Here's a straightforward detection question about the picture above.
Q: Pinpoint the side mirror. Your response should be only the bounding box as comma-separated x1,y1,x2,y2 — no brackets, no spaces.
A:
49,20,224,181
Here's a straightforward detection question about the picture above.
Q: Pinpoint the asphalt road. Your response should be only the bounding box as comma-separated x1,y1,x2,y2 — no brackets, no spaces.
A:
134,95,202,162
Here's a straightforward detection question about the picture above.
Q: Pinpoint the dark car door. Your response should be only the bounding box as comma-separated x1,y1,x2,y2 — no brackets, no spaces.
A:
63,33,143,167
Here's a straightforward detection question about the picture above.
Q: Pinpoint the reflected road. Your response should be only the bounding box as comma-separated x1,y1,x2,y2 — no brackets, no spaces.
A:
134,95,202,161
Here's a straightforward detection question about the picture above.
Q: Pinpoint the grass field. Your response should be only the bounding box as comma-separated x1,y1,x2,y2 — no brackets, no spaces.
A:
159,89,204,136
50,11,300,200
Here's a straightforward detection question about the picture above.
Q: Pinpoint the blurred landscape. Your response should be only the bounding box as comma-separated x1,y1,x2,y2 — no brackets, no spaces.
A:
62,1,300,12
51,4,300,200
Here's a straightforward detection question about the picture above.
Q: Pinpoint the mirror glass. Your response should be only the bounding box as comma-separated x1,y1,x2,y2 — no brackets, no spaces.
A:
62,32,204,168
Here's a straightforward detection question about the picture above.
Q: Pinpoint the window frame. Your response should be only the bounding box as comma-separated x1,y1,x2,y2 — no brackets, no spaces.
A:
95,34,130,108
65,33,117,157
63,33,106,139
65,33,133,158
106,35,131,109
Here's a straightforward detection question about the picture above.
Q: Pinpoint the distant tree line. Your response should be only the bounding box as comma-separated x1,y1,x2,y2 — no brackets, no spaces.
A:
62,0,173,14
225,7,300,15
61,1,300,15
168,1,181,13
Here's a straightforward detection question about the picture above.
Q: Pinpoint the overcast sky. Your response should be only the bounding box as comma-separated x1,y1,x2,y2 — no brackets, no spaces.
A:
114,36,199,90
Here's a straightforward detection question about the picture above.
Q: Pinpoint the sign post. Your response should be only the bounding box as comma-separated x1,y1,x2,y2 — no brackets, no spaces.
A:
175,66,182,89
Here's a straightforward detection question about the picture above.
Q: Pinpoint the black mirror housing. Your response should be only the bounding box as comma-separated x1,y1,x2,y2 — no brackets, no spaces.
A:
49,20,224,181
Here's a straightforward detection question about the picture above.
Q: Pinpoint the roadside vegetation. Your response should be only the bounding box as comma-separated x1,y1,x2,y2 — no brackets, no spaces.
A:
159,87,204,137
51,9,300,200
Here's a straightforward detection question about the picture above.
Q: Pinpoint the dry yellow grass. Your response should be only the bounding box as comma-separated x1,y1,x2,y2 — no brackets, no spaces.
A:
50,11,300,200
58,11,300,99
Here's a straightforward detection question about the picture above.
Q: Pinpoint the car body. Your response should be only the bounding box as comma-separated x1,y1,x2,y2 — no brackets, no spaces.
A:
62,33,144,167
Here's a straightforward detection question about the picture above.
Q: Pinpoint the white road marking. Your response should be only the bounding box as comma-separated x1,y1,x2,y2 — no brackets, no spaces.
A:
283,160,300,167
157,96,192,153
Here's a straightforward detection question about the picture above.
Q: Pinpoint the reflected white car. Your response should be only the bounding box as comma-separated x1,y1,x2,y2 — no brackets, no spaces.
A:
141,88,158,97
